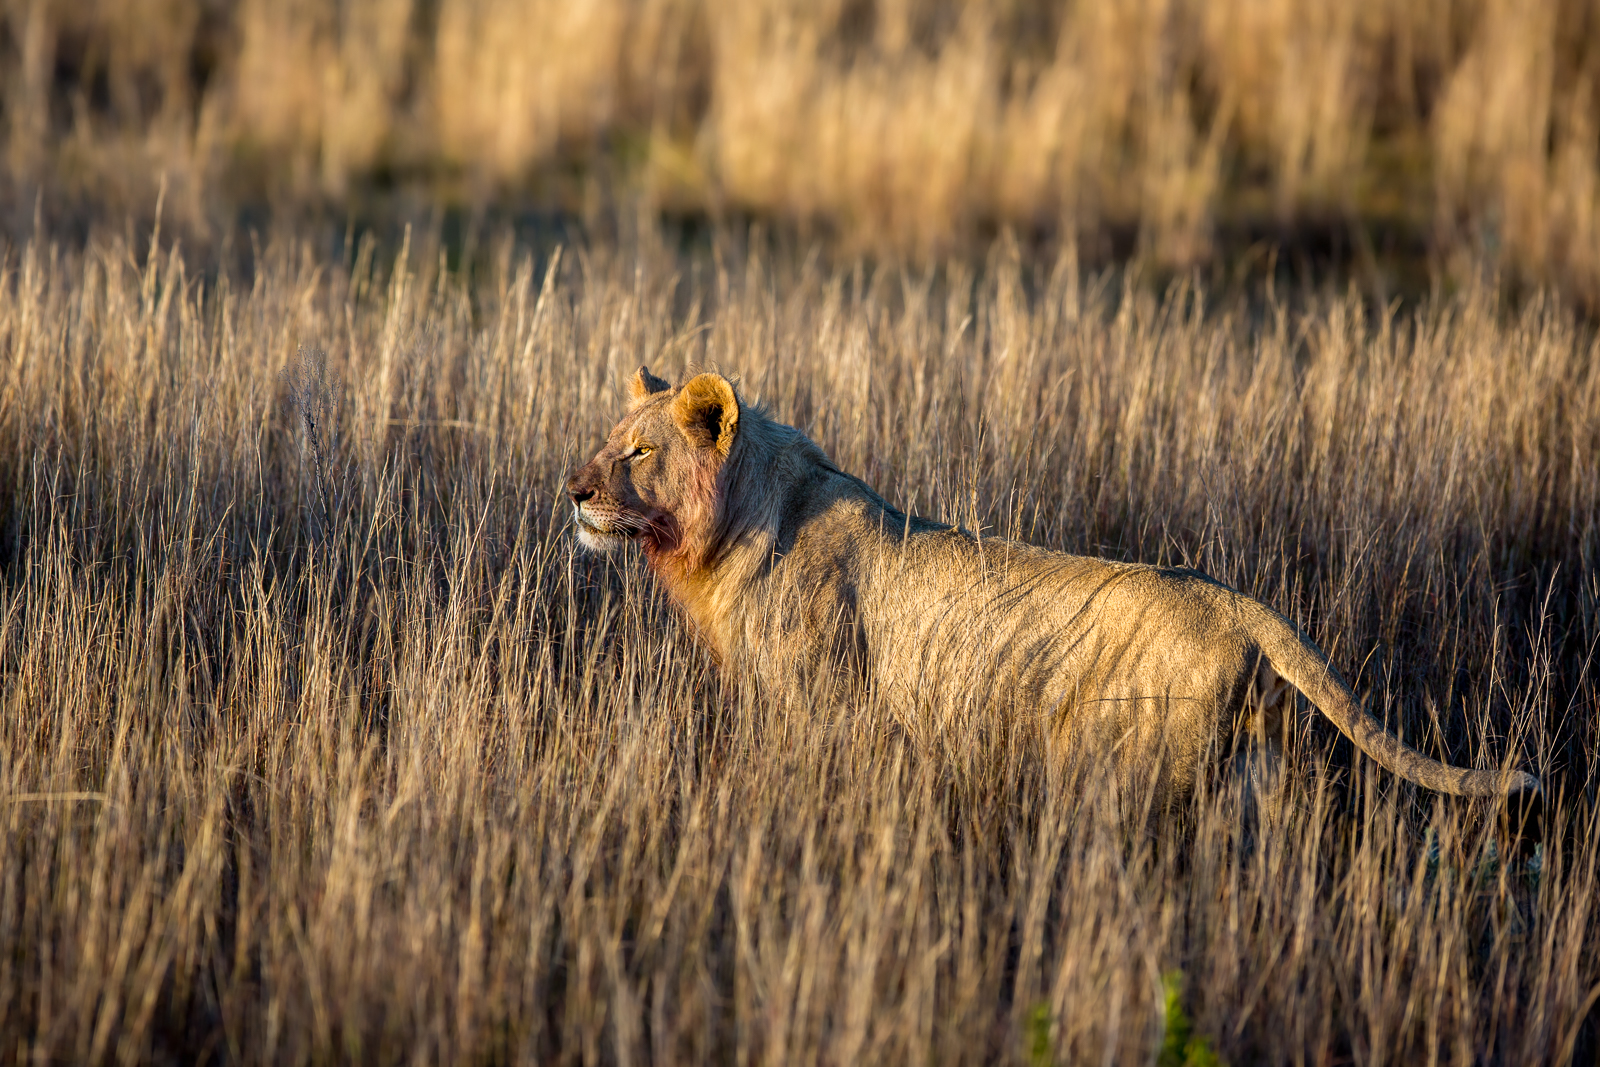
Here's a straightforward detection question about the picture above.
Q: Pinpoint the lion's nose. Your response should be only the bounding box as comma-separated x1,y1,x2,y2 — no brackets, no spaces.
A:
568,483,595,505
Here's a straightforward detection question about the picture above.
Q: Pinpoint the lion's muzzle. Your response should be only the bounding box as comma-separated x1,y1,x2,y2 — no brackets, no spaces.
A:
565,465,598,506
566,464,627,552
572,505,630,553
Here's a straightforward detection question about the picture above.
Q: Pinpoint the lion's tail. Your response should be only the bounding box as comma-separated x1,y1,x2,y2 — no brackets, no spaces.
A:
1246,603,1539,797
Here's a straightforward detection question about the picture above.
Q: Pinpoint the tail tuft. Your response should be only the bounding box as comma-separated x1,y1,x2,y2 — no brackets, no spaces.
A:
1506,770,1541,795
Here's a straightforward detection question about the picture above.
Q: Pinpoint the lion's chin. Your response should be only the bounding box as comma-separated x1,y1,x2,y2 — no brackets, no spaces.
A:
574,510,630,555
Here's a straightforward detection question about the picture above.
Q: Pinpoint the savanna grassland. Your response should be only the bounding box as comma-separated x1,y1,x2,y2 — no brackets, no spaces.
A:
1,223,1597,1065
3,0,1600,1064
7,0,1600,299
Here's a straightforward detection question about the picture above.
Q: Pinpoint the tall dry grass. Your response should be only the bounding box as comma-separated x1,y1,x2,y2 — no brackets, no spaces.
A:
0,220,1597,1064
6,0,1600,297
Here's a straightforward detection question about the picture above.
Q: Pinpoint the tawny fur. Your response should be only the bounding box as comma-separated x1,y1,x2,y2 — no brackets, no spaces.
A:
566,367,1540,804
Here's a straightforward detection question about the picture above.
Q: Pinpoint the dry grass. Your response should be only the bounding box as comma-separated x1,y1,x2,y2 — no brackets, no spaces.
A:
7,0,1600,298
0,220,1597,1064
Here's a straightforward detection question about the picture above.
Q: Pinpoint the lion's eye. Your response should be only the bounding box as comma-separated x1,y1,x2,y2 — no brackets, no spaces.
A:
631,445,653,459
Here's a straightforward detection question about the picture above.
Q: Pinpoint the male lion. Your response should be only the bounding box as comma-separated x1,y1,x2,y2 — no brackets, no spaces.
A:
566,366,1539,808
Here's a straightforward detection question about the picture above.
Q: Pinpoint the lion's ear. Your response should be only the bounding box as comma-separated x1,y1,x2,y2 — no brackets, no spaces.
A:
672,373,739,456
627,365,673,410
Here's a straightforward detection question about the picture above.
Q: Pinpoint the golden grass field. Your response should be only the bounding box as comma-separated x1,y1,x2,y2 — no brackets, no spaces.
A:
6,0,1600,297
3,0,1600,1062
0,221,1596,1063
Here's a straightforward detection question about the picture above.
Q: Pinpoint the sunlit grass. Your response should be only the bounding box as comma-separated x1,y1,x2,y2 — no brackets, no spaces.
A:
7,0,1600,300
0,225,1596,1063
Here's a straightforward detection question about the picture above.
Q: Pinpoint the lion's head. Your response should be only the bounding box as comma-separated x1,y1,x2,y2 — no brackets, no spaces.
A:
565,366,741,574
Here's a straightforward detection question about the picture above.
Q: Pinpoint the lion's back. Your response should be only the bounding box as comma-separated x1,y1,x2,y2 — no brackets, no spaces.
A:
847,536,1259,785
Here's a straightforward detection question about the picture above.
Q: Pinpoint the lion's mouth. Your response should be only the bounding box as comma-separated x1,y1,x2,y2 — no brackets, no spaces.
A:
573,506,630,536
572,505,636,554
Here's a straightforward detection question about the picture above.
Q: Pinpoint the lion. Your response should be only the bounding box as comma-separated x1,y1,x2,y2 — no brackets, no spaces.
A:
566,366,1540,808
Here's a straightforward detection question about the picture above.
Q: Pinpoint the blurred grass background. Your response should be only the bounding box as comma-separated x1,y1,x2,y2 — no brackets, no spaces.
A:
5,0,1600,299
